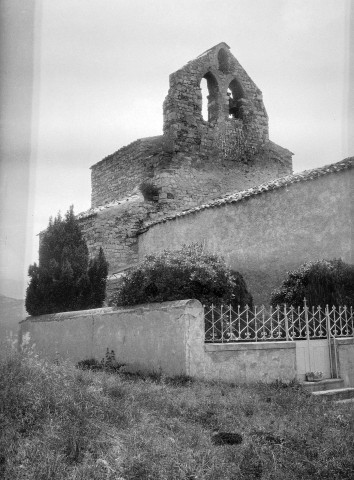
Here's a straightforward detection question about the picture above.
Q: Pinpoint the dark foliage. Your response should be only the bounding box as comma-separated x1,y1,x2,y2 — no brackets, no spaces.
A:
87,247,109,307
76,358,102,371
114,243,252,308
25,206,109,315
76,349,125,372
139,181,159,201
270,259,354,307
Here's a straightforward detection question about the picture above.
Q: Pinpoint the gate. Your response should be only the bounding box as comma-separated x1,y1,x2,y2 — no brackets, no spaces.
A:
295,339,331,380
204,301,354,380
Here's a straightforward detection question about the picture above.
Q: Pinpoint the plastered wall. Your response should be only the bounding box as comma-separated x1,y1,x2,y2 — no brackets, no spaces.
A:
19,300,298,383
201,343,296,383
19,300,203,377
138,166,353,305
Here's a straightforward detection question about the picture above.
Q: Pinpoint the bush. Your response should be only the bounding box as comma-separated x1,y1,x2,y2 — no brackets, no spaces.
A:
139,181,159,201
26,206,109,316
114,244,253,308
76,349,125,372
270,259,354,307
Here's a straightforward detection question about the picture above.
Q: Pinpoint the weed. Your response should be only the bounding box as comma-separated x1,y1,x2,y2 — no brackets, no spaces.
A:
139,181,159,201
1,352,353,479
76,349,125,373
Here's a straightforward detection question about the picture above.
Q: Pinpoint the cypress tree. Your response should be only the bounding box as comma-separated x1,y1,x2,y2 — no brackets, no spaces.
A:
25,206,109,315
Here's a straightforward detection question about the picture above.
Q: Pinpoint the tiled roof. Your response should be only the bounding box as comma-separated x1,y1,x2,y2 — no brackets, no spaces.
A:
76,194,142,220
139,157,353,232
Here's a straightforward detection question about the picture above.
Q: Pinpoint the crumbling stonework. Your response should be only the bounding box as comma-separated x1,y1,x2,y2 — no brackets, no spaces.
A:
90,136,167,208
78,195,158,273
163,42,269,158
90,43,292,212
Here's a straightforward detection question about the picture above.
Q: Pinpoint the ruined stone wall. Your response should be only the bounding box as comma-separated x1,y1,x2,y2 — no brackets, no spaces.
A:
90,136,167,208
90,43,292,211
163,42,269,159
154,141,292,210
91,136,292,213
78,196,158,274
138,162,354,305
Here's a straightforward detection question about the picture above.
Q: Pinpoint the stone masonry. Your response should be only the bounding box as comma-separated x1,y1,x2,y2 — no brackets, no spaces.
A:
78,43,294,287
90,42,292,211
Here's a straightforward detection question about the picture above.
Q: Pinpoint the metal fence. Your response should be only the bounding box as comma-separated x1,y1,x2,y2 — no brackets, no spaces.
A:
204,301,354,343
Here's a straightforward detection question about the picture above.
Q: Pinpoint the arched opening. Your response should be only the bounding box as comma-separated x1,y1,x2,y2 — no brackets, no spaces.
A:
200,78,208,121
200,72,219,123
218,48,229,73
228,78,245,120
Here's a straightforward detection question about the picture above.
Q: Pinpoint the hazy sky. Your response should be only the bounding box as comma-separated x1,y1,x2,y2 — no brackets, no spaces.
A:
0,0,353,299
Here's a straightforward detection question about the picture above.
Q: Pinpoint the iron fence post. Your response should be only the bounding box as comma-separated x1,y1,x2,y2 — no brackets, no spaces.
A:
284,304,289,341
304,298,312,372
326,304,334,378
255,305,258,342
221,304,224,343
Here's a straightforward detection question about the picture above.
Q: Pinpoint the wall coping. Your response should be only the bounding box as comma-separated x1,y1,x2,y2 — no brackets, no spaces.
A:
20,299,203,324
204,341,296,351
76,193,143,220
333,337,354,346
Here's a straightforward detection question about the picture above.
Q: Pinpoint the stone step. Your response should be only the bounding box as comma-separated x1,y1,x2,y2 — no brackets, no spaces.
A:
301,378,344,393
312,388,354,401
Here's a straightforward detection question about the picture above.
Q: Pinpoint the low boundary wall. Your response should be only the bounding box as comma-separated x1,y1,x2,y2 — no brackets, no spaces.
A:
19,300,353,385
202,342,296,383
19,300,203,377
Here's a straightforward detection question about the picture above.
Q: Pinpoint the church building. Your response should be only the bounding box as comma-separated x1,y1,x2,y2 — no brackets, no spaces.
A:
77,43,353,304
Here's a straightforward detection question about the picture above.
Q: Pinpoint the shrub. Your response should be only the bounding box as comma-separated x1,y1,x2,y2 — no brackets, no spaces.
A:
270,259,354,307
76,349,125,372
114,244,253,307
139,181,159,201
26,206,109,316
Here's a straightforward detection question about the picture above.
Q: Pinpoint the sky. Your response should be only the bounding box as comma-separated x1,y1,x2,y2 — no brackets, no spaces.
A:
0,0,353,299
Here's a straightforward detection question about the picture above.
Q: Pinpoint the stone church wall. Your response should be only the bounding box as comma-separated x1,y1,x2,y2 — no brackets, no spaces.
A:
90,43,293,212
163,42,269,157
91,138,292,213
138,161,353,305
152,141,292,211
90,136,166,208
78,196,158,274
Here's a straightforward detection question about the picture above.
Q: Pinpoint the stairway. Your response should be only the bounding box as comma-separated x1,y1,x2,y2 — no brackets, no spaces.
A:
301,378,354,404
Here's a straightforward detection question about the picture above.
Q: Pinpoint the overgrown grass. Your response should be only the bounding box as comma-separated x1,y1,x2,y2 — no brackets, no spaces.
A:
1,353,353,479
